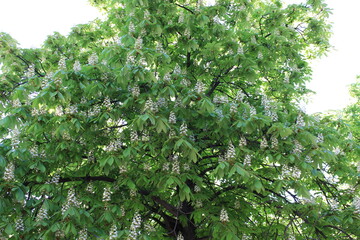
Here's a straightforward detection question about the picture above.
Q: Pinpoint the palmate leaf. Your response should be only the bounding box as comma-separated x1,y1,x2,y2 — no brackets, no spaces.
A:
0,0,359,239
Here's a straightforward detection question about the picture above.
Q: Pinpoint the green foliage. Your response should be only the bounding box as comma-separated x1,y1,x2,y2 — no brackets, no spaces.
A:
0,0,359,239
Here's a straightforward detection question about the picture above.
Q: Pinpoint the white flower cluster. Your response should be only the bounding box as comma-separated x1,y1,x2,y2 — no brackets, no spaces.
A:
257,52,263,59
130,189,137,198
73,60,81,72
109,224,118,240
194,185,201,193
228,103,237,114
104,97,112,110
213,95,229,104
135,36,143,50
292,140,303,155
77,228,88,240
12,99,21,108
58,56,66,70
260,137,268,149
47,174,60,184
129,85,139,98
195,81,206,94
128,212,141,240
162,73,171,83
157,97,167,108
353,196,360,213
172,159,180,175
162,162,170,171
31,106,47,116
144,98,158,112
88,53,98,65
317,133,324,144
129,22,135,34
235,90,245,102
103,186,112,202
180,123,188,136
24,64,35,78
243,154,251,166
130,131,139,142
174,64,181,75
55,230,65,238
249,106,257,116
282,165,301,179
239,136,247,147
119,165,127,174
220,208,229,222
156,42,165,54
183,163,190,171
168,111,177,124
271,136,278,149
184,28,191,38
226,143,236,160
296,114,305,127
106,140,122,152
144,223,155,233
181,78,190,87
15,218,24,231
65,105,78,115
177,233,185,240
86,182,95,193
36,206,48,221
3,162,15,181
62,188,81,215
251,36,257,44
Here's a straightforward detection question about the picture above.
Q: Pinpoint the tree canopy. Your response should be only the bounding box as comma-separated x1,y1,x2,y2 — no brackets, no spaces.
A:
0,0,359,239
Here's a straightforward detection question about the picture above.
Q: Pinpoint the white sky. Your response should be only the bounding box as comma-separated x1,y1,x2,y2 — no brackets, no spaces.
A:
0,0,358,114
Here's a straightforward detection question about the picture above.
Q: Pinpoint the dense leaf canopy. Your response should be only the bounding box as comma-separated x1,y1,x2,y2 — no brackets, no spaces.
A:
0,0,359,239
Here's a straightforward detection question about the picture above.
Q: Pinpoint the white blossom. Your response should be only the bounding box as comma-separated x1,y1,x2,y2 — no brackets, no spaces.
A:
3,162,15,181
183,163,190,171
36,206,48,221
243,154,251,166
180,123,188,136
260,137,268,149
58,56,66,70
129,22,135,34
86,182,95,193
62,188,81,215
296,114,305,127
194,185,201,193
104,97,112,110
239,136,247,147
271,136,278,149
195,81,206,94
135,36,143,50
73,60,81,72
292,140,303,155
220,208,229,222
257,51,263,59
249,106,257,116
163,162,170,171
317,133,324,144
15,218,24,232
177,233,184,240
103,186,112,202
131,85,140,98
172,159,180,175
128,212,141,240
130,131,139,142
12,99,21,108
226,143,236,160
77,228,88,240
235,200,241,209
169,111,177,124
88,53,98,65
163,72,171,82
213,95,228,104
109,224,118,240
